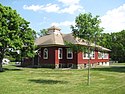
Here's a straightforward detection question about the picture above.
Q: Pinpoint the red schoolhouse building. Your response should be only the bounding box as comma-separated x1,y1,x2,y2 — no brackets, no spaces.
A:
22,26,110,69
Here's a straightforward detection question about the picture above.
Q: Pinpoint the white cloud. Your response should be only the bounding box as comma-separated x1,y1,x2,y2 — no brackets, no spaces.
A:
58,0,80,6
51,21,75,27
100,4,125,33
23,0,83,14
58,0,83,14
23,3,60,12
23,5,42,11
42,3,60,12
60,4,83,14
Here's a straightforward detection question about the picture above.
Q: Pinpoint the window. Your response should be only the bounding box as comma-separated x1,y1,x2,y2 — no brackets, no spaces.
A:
67,48,73,59
83,50,95,59
83,52,89,59
103,53,108,59
58,48,63,59
90,51,95,59
98,51,102,59
43,48,48,59
98,52,108,59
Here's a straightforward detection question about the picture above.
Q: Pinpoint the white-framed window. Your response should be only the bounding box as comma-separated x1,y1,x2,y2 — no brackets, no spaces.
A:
58,48,63,59
103,53,108,59
98,51,103,59
90,51,95,59
67,48,73,59
83,50,95,59
43,48,48,59
83,52,89,59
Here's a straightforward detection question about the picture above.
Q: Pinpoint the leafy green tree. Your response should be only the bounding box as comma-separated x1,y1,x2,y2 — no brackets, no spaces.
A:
71,13,103,85
100,33,112,49
100,30,125,62
0,4,36,71
37,29,48,37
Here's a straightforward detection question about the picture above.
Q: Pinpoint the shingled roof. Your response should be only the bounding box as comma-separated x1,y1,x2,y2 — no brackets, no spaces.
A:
35,33,64,46
35,26,111,51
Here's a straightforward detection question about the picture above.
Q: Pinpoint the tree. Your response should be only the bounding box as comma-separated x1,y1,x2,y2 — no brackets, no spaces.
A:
99,33,111,49
101,30,125,62
37,29,48,37
0,4,36,71
71,13,103,85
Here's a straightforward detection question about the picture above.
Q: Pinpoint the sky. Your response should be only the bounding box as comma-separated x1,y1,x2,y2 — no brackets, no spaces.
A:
0,0,125,34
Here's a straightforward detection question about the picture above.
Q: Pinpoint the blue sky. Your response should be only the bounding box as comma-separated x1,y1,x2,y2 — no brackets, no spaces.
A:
1,0,125,34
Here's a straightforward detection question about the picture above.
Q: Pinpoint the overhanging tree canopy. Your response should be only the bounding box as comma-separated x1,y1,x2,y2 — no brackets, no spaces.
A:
37,29,48,37
0,4,36,71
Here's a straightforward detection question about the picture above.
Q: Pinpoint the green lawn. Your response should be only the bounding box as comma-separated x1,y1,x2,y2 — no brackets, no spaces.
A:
0,63,125,94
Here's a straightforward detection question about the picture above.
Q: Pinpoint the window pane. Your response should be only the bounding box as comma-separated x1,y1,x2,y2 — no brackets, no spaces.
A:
58,48,63,59
43,48,48,59
98,52,102,59
67,48,73,59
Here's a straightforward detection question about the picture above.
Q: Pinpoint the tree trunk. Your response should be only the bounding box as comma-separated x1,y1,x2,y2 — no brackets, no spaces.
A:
0,58,3,72
87,46,91,85
0,48,5,72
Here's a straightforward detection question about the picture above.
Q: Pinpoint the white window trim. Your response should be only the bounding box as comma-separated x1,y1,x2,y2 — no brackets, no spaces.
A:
82,52,89,59
98,51,103,59
43,48,48,59
103,53,109,59
67,48,73,59
83,51,95,59
90,51,95,59
58,48,63,59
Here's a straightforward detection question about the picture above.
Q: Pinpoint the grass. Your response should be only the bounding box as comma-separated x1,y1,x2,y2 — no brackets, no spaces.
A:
0,63,125,94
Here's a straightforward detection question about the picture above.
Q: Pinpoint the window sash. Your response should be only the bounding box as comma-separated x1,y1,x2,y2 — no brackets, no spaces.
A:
83,52,89,59
90,51,95,59
98,52,103,59
43,48,48,59
58,48,63,59
67,48,73,59
103,53,108,59
83,51,95,59
98,52,108,59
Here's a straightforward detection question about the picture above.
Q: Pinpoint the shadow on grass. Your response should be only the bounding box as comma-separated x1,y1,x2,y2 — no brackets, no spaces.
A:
29,79,68,84
2,68,22,72
92,66,125,73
